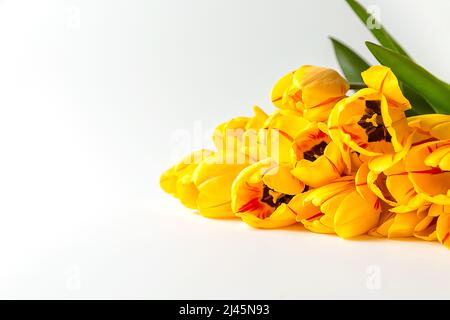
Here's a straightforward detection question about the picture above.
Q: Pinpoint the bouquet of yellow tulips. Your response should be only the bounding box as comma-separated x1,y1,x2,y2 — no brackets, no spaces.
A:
160,0,450,248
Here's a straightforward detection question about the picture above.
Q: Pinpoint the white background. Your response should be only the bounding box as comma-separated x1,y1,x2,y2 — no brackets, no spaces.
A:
0,0,449,299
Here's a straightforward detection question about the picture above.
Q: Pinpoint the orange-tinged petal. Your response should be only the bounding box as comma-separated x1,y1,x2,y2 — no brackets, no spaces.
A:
437,212,450,248
387,211,423,238
293,65,349,108
289,191,322,221
406,141,450,205
414,214,437,241
408,114,450,140
361,65,410,110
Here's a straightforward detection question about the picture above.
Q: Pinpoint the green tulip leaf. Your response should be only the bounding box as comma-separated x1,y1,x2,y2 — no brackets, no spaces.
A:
330,37,370,83
401,84,436,115
366,41,450,114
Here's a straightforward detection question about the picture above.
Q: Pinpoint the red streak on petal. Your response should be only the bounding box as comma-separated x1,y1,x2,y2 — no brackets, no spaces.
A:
306,212,324,221
276,128,294,142
272,96,282,103
405,187,416,198
378,72,389,93
390,171,409,176
411,138,436,147
262,127,293,143
308,96,342,109
244,182,261,193
413,168,444,175
307,130,328,141
359,142,369,148
342,127,368,148
238,198,262,213
391,168,445,176
292,91,303,103
374,199,381,210
326,157,341,174
342,127,361,141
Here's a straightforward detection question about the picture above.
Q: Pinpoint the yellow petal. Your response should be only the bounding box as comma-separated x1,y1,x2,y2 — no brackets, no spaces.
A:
437,212,450,248
334,190,381,238
271,70,295,109
176,174,198,209
291,156,341,188
160,149,213,198
361,65,410,110
301,217,335,234
294,65,349,108
160,167,178,195
387,211,423,238
263,164,305,194
240,204,297,229
306,178,354,207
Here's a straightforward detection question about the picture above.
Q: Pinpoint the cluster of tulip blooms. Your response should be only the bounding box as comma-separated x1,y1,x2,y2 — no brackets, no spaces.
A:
160,64,450,248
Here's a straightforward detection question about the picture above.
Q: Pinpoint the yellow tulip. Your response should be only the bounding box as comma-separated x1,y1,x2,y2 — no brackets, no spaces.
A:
213,106,268,155
408,114,450,141
369,210,422,239
370,204,450,246
290,122,347,188
192,151,249,219
290,163,381,238
405,139,450,205
253,109,311,164
437,208,450,248
271,65,349,121
404,115,450,206
366,115,450,212
231,158,305,228
367,159,424,213
328,66,412,173
160,149,214,209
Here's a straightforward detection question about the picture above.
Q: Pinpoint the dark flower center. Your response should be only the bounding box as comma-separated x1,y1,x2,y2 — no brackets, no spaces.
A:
260,185,309,208
357,100,392,143
303,141,328,162
261,186,294,208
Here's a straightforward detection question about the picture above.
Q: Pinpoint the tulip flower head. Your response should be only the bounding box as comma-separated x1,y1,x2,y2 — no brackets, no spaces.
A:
290,122,347,187
160,149,214,208
271,65,349,121
193,151,250,219
371,204,450,247
290,163,381,238
328,66,413,173
231,159,306,228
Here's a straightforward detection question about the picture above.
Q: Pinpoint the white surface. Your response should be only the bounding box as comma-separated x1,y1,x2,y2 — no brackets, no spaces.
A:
0,0,449,299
